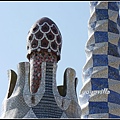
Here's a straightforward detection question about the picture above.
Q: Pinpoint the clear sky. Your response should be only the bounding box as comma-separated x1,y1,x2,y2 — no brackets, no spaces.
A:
0,1,90,115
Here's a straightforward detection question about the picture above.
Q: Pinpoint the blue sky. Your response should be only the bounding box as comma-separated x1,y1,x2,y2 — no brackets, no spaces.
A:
0,1,90,114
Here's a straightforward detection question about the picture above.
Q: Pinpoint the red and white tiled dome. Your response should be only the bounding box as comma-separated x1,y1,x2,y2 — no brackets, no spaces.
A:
27,17,62,62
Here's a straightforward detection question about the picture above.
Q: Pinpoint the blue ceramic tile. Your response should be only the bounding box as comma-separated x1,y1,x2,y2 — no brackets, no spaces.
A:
108,66,120,80
108,42,120,57
94,31,108,43
93,55,108,67
108,20,119,34
118,39,120,55
117,17,120,27
89,102,109,114
108,2,119,11
108,90,120,104
91,78,108,90
96,9,108,20
90,21,97,30
109,113,120,118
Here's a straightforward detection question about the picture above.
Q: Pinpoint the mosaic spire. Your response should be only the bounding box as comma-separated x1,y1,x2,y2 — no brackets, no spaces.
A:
1,17,81,118
26,17,62,93
79,2,120,118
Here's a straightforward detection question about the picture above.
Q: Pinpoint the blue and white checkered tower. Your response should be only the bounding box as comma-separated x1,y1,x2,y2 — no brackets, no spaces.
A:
79,2,120,118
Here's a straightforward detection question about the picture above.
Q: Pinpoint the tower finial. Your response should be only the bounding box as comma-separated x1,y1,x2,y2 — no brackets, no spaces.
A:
26,17,62,62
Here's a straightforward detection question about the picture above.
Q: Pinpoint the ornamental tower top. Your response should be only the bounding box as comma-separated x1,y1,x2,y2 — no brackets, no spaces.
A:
26,17,62,62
